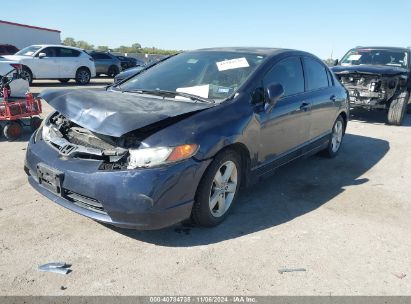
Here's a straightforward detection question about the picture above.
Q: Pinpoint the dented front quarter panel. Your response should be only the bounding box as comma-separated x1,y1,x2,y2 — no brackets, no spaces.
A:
142,94,260,164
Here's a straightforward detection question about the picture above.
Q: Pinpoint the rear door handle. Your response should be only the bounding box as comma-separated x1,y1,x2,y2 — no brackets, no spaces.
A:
300,102,311,111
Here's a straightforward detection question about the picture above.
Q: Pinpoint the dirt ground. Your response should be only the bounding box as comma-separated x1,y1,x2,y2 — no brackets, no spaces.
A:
0,79,410,295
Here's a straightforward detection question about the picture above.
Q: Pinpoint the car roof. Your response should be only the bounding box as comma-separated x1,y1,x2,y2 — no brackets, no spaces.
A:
32,44,84,51
353,46,409,52
190,47,315,59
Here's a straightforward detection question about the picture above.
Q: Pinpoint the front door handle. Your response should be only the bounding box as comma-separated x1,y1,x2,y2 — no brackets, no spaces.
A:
330,95,336,102
299,102,311,111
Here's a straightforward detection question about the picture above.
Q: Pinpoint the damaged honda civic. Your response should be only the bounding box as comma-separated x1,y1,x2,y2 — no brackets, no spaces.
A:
25,47,349,230
332,46,411,125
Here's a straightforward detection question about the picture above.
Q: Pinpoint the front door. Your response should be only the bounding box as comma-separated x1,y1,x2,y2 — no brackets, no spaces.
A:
34,47,60,78
256,56,311,167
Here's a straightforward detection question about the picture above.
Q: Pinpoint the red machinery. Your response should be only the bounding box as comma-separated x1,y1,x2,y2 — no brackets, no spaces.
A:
0,77,43,140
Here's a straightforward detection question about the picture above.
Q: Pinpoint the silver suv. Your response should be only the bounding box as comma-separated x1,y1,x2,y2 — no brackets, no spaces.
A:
88,51,122,77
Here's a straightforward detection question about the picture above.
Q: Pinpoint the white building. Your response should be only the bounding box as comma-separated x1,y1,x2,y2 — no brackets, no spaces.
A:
0,20,61,49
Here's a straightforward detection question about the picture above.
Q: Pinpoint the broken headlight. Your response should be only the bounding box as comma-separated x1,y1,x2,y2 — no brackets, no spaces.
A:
41,123,52,141
127,144,198,169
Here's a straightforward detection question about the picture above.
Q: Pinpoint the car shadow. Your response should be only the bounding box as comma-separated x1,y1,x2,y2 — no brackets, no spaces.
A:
108,133,389,247
350,108,411,127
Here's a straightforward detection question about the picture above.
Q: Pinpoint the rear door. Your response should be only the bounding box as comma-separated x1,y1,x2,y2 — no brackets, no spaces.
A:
58,47,81,78
257,56,311,165
302,57,337,140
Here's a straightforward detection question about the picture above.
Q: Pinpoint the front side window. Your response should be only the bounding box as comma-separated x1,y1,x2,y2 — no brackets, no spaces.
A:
119,51,266,101
340,49,408,68
41,47,59,57
304,57,329,91
15,45,42,56
263,57,304,97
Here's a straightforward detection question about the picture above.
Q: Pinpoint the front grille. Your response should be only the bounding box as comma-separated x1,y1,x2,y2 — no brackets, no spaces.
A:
64,190,107,214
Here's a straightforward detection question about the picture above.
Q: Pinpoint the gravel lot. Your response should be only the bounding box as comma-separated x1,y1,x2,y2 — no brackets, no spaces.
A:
0,79,410,295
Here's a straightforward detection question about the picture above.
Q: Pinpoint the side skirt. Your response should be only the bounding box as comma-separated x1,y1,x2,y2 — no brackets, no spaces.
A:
249,133,330,185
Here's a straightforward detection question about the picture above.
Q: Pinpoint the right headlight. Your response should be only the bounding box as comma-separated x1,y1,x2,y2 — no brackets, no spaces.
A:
127,144,198,169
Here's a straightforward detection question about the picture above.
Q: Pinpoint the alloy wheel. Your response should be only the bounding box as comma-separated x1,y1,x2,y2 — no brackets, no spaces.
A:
209,160,238,217
77,70,90,84
331,120,343,153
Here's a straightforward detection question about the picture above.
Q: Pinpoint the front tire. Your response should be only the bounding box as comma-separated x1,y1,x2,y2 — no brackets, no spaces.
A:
387,91,409,125
191,150,242,227
75,67,91,85
321,115,345,158
21,67,33,85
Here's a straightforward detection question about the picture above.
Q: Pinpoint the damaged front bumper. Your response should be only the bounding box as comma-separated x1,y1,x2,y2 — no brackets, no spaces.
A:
25,133,211,230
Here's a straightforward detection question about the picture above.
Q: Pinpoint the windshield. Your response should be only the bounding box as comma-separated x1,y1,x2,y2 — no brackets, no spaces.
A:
119,51,266,100
15,46,42,56
340,49,408,68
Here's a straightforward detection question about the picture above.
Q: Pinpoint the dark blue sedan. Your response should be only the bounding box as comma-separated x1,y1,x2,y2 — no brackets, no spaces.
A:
25,47,349,229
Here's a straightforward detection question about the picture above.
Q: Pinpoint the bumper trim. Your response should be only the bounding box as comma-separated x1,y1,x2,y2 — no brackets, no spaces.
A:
28,175,194,230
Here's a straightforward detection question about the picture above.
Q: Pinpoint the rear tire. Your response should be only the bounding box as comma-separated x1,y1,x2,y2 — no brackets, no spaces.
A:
191,149,242,227
58,78,70,83
107,66,119,77
387,91,408,125
321,115,345,158
3,122,22,140
75,67,91,85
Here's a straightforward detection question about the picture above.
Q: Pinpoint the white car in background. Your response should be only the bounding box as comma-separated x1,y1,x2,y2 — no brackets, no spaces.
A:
2,45,96,85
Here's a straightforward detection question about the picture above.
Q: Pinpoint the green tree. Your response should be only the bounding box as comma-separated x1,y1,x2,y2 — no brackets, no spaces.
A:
63,37,76,47
132,43,141,49
76,40,94,50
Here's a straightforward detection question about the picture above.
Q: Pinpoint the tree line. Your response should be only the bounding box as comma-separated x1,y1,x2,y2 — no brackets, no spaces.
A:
62,37,179,55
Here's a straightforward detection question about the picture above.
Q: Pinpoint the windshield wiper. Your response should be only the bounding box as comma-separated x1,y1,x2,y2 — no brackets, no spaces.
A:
122,89,215,104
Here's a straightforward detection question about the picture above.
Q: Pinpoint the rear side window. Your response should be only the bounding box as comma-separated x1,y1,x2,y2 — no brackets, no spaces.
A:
304,57,329,91
263,57,304,97
59,48,80,57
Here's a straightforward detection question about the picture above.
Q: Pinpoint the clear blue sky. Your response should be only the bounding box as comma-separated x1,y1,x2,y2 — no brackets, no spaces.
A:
2,0,411,59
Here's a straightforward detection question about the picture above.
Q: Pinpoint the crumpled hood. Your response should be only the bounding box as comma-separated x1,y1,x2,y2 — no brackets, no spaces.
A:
332,65,408,76
39,89,213,137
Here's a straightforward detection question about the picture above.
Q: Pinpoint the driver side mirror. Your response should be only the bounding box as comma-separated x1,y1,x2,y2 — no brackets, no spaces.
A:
265,83,284,113
333,59,339,66
38,52,46,59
